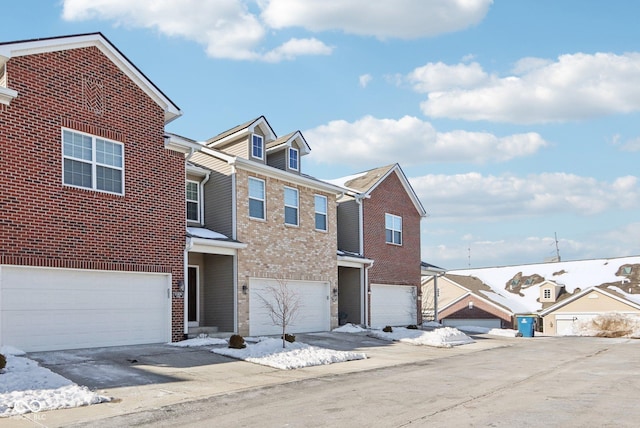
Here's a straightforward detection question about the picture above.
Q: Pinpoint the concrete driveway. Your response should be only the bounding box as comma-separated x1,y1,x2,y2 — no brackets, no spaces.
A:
19,331,508,427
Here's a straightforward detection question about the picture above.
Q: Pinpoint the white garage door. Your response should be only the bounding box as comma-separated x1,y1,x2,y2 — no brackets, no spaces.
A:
555,314,596,336
370,284,416,328
442,318,501,329
249,278,330,336
0,266,171,352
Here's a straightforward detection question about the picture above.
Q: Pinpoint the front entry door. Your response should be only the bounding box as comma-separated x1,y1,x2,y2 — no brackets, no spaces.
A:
188,266,199,327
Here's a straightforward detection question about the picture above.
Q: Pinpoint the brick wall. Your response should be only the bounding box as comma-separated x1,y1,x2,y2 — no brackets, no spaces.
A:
0,47,185,340
234,170,338,335
362,171,422,323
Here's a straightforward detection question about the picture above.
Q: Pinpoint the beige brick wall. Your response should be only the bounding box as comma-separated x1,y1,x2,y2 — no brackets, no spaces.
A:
235,169,339,335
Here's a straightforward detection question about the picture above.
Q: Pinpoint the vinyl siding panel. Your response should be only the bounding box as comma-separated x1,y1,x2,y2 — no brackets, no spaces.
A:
267,150,286,171
202,253,235,332
337,199,360,253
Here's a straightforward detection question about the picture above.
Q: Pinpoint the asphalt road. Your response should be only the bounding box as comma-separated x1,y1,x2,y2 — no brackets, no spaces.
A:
78,336,640,427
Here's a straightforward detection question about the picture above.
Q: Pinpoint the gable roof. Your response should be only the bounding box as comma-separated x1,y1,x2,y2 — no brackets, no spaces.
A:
266,131,311,155
206,116,277,147
448,255,640,314
540,286,640,316
436,275,514,316
328,164,427,217
0,32,181,123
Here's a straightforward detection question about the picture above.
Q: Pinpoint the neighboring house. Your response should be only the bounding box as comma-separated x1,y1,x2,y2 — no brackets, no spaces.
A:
170,116,346,337
540,287,640,335
443,256,640,335
328,164,427,328
0,33,190,352
421,274,514,329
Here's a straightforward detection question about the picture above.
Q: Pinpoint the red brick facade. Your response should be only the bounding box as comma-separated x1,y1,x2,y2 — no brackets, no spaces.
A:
362,171,422,323
0,46,185,340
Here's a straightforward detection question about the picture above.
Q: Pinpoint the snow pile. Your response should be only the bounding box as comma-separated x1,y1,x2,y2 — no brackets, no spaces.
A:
0,347,109,418
572,313,640,338
169,337,228,347
212,338,367,370
333,323,367,333
368,327,474,348
422,321,442,328
455,326,520,337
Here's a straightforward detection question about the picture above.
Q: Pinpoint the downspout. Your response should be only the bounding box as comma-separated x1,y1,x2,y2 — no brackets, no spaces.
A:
183,148,195,337
354,194,369,326
433,272,445,323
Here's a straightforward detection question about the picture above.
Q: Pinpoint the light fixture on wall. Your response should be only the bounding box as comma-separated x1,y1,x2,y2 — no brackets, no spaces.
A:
468,301,474,310
242,283,248,294
333,287,338,296
178,280,185,292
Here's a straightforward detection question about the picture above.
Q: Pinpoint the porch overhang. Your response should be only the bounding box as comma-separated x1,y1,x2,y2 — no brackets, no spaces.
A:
187,236,247,255
337,255,374,268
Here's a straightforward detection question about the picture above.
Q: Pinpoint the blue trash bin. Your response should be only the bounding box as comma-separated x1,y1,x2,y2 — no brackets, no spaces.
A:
517,316,535,337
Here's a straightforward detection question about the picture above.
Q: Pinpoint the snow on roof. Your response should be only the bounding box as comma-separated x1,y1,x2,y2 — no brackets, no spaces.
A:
187,227,228,240
323,172,367,192
448,255,640,313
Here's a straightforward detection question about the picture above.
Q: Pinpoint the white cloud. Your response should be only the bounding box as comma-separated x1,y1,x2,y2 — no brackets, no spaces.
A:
62,0,332,61
612,135,640,152
260,0,493,39
359,74,373,88
410,53,640,123
410,172,640,220
305,115,547,167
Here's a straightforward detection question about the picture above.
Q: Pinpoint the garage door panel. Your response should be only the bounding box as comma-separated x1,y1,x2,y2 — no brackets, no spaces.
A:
250,278,330,336
442,318,501,329
1,266,170,352
371,284,416,328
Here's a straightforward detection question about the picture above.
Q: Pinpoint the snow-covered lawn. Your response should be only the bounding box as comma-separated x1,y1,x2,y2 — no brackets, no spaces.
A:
212,337,367,370
168,337,228,347
0,346,109,418
368,326,475,347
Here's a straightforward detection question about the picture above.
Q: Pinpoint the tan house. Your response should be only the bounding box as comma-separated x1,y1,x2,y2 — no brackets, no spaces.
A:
422,274,514,329
540,287,640,335
170,116,345,337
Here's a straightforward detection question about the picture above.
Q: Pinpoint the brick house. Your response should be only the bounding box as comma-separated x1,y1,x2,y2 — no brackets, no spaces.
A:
168,116,346,337
0,33,193,351
329,164,427,328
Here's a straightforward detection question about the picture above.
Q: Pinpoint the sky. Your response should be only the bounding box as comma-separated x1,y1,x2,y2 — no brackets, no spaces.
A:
2,0,640,269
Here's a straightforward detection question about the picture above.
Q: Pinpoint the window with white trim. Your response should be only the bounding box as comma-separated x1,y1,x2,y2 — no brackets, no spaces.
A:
284,187,299,226
252,134,264,159
288,147,299,171
248,177,266,220
314,195,327,231
186,180,200,222
385,213,402,245
62,129,124,194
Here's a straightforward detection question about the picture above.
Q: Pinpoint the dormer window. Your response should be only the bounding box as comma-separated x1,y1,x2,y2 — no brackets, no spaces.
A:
288,147,299,171
543,289,551,299
252,134,264,160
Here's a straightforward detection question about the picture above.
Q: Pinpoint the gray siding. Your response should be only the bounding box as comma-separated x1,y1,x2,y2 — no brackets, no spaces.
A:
190,152,234,238
202,254,235,332
337,199,360,253
267,150,286,171
338,266,361,325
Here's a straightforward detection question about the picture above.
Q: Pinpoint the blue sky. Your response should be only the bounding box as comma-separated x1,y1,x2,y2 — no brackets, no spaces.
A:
3,1,639,269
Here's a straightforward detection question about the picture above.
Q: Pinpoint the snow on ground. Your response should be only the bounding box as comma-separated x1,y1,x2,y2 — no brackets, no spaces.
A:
572,313,640,338
0,347,109,418
455,326,520,337
212,338,367,370
168,337,228,347
333,323,367,333
368,327,474,348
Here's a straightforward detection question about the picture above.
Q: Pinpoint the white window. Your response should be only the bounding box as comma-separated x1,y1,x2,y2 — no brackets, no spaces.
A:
252,134,264,160
314,195,327,231
385,213,402,245
62,129,124,194
186,180,200,222
543,289,551,299
284,187,299,226
288,147,299,171
249,177,265,220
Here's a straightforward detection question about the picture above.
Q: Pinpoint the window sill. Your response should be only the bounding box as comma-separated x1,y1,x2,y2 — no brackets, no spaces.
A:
385,241,403,247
